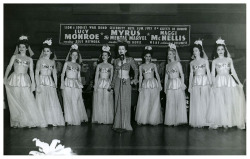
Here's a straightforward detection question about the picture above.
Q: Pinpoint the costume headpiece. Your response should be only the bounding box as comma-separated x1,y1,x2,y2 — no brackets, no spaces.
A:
216,37,231,58
193,39,208,59
168,43,180,62
65,43,82,64
13,35,34,56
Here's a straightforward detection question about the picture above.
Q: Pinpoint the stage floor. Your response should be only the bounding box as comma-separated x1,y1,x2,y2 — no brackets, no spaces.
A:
4,110,246,155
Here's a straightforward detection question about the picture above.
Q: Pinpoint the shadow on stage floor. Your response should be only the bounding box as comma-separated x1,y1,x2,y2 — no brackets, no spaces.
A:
4,110,246,155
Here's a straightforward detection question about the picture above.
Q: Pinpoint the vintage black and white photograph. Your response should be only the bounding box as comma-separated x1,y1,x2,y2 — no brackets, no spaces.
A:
2,2,247,155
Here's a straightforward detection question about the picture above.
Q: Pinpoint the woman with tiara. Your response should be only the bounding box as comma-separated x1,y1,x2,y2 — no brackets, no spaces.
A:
111,38,138,131
207,38,246,129
164,43,187,126
92,45,114,124
61,44,88,125
4,35,47,128
135,46,163,125
188,40,212,128
35,39,65,126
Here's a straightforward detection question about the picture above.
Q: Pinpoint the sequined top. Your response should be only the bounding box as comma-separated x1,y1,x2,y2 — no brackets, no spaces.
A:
14,58,30,67
142,67,155,74
166,62,182,90
99,67,111,73
193,64,206,71
41,63,54,70
8,57,31,87
214,61,236,87
39,62,56,87
67,65,80,72
191,63,210,86
166,67,179,79
216,62,231,75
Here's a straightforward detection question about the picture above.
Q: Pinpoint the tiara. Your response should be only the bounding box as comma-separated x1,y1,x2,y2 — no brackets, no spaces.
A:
71,44,78,50
168,43,176,50
194,39,203,46
117,37,128,43
216,37,225,45
43,39,52,46
102,45,110,52
19,35,28,41
145,46,152,51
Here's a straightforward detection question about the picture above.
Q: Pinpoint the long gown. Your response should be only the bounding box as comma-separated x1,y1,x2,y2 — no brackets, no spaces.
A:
135,66,163,125
36,60,65,126
92,67,114,124
111,57,138,131
207,58,246,129
5,55,47,128
164,62,187,126
62,63,88,125
189,59,212,128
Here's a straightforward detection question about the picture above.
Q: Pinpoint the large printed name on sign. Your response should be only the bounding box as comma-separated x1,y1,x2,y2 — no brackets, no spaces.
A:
59,24,190,47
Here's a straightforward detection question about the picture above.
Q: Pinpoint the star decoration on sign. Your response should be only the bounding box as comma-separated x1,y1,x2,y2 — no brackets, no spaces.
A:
100,32,104,35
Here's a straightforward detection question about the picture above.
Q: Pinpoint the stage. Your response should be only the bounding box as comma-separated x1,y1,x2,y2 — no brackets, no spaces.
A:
4,110,246,155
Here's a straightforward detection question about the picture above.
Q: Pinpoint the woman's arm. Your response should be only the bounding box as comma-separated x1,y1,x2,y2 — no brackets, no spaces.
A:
94,64,100,91
211,60,216,87
130,57,139,85
177,62,186,90
4,55,16,84
138,65,143,91
164,65,169,94
29,58,36,92
111,59,118,88
35,59,41,92
110,65,114,82
154,64,162,90
60,62,67,89
205,60,212,85
229,58,243,87
188,62,193,92
78,64,82,83
52,60,57,87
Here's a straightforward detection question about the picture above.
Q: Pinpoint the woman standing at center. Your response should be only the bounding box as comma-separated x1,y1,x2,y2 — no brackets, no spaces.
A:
135,46,163,125
164,43,187,126
61,44,88,125
111,38,139,131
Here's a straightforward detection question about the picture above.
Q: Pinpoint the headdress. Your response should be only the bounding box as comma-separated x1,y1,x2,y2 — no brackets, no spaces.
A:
39,38,56,60
13,35,34,56
65,43,82,64
168,43,180,62
216,37,231,58
102,44,111,53
144,46,152,51
193,39,208,59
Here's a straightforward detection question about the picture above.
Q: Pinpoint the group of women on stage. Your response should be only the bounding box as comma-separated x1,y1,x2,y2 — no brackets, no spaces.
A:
4,35,246,131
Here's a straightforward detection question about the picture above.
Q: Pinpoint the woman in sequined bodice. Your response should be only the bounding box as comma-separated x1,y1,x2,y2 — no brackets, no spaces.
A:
60,46,88,125
135,48,163,125
35,42,65,126
4,38,48,128
92,49,114,124
164,44,187,126
13,57,30,74
188,42,212,128
65,63,80,79
207,41,245,130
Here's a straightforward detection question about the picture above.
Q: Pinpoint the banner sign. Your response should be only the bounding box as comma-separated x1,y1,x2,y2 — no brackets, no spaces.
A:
59,24,190,47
